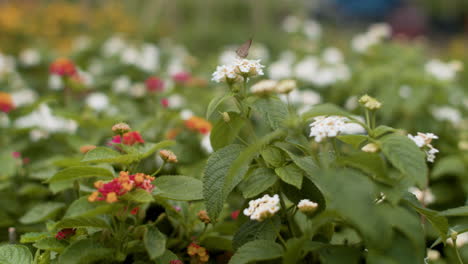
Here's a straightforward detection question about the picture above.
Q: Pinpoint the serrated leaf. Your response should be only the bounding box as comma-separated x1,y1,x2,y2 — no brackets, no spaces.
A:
206,93,233,120
210,112,245,151
20,232,49,243
64,197,121,218
372,125,396,138
81,147,139,164
58,239,113,264
337,152,389,183
121,188,154,203
153,175,203,201
229,240,284,264
33,237,67,252
439,206,468,217
48,166,114,183
139,140,176,159
252,97,288,129
144,225,166,259
203,144,245,220
336,135,368,149
275,164,303,189
154,249,180,263
0,245,33,264
261,146,285,167
380,134,428,188
233,216,280,250
404,195,448,240
19,202,65,224
241,168,278,198
54,216,110,231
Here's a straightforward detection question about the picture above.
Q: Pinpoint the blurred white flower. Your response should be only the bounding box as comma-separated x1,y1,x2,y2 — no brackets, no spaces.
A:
77,69,94,87
48,75,63,90
19,48,41,66
167,58,186,76
11,89,37,107
243,194,280,222
249,44,270,62
139,44,160,72
268,60,293,80
73,35,92,51
251,80,277,95
219,50,238,65
168,95,185,109
0,113,10,128
86,93,109,112
322,47,344,65
121,46,140,65
15,104,78,135
426,249,440,261
29,129,49,142
282,15,301,33
201,133,213,154
447,232,468,248
425,59,462,81
88,60,104,76
303,19,322,40
409,187,435,205
345,96,359,110
0,53,16,78
112,76,131,94
351,23,391,53
102,36,126,57
431,106,462,125
129,83,146,98
399,85,412,98
180,109,194,120
294,56,319,83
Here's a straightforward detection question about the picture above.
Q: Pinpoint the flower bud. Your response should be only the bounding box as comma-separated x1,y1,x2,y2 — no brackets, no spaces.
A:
80,145,96,154
361,143,379,153
451,230,459,242
426,249,440,260
197,210,211,224
359,94,382,110
276,79,296,94
222,112,230,122
159,149,178,163
251,80,278,95
112,122,131,134
297,199,318,215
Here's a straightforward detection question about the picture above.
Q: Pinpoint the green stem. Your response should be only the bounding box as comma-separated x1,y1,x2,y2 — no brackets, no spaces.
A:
151,161,166,176
331,138,340,158
452,237,465,264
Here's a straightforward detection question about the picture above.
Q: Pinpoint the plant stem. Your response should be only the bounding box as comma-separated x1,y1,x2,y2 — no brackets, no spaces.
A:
452,237,465,264
151,161,166,176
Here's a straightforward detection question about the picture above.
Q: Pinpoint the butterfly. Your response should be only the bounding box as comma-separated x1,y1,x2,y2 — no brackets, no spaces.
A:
236,38,252,59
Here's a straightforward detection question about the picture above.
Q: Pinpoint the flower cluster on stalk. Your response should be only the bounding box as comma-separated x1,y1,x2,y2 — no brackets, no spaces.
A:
243,194,280,222
184,116,212,135
111,131,145,146
309,116,348,142
187,243,209,263
408,132,439,162
88,171,155,203
212,57,264,83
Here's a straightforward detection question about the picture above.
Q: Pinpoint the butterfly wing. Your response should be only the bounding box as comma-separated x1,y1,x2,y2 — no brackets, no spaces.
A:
236,38,252,58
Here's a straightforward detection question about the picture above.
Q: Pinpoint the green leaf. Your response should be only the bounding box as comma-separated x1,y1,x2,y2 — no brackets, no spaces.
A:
372,125,396,138
144,225,166,260
210,112,245,151
439,206,468,217
48,166,113,184
337,152,389,183
318,245,362,264
121,189,154,203
336,135,368,149
19,202,65,224
54,216,110,231
203,144,245,220
431,155,466,179
58,239,113,264
153,175,203,201
81,147,139,164
0,151,16,179
252,97,288,129
405,196,448,240
229,240,284,264
202,235,233,251
33,237,67,252
64,197,120,218
301,103,353,120
154,249,180,264
379,134,428,188
20,232,49,243
275,164,303,189
233,216,280,250
241,168,278,198
206,93,233,120
0,245,33,264
261,146,285,167
139,140,176,159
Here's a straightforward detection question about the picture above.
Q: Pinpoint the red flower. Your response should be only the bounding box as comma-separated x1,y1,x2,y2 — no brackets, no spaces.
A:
12,152,21,159
130,207,139,215
161,98,169,108
169,260,183,264
231,210,240,220
55,228,75,240
111,131,145,146
172,72,191,84
184,116,212,135
0,92,14,113
145,76,165,92
49,58,77,77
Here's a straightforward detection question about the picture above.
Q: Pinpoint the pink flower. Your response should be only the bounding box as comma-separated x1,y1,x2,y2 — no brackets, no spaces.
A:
110,131,145,146
231,210,240,220
145,76,165,92
161,98,169,108
55,228,75,240
12,152,21,159
172,72,191,84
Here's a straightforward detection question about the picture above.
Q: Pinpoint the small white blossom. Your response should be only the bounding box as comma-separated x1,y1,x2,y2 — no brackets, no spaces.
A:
251,80,277,95
282,15,301,33
234,58,265,77
297,199,318,214
11,89,37,107
86,93,109,112
15,104,78,135
180,109,194,120
201,133,213,154
351,23,391,53
431,106,462,125
303,20,322,40
102,36,126,57
426,249,440,261
243,194,280,222
425,59,462,81
48,75,63,90
409,187,435,205
167,94,185,109
268,59,293,80
399,85,412,98
309,116,348,142
19,48,41,66
129,83,146,98
212,64,239,83
276,80,296,94
112,76,131,94
408,132,439,162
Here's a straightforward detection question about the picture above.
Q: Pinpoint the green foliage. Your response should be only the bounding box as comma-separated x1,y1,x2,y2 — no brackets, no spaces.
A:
210,112,245,150
0,245,33,264
232,216,280,250
275,163,303,189
58,239,114,264
241,167,278,198
229,240,284,264
19,202,65,224
48,166,114,193
252,97,288,130
144,225,166,260
153,175,203,201
54,216,111,231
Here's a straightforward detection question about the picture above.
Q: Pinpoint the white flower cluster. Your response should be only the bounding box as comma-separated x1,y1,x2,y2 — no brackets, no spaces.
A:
282,16,322,40
297,199,318,214
425,59,462,81
19,48,41,67
351,23,391,53
431,105,462,126
250,79,296,95
85,93,110,112
281,89,321,114
212,57,264,83
14,104,78,141
294,48,350,87
408,187,435,205
0,53,16,79
309,116,356,142
408,132,439,162
243,194,280,222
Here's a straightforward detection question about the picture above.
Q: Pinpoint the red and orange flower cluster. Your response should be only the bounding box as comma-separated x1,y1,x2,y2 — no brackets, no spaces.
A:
49,58,77,77
111,131,145,146
88,171,155,203
55,228,75,240
0,92,14,113
184,116,212,135
145,76,165,92
187,243,209,263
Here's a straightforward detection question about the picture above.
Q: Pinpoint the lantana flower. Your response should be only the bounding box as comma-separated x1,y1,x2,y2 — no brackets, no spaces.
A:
145,76,164,92
185,116,212,134
0,92,14,113
187,243,209,263
49,58,77,77
408,132,439,162
88,171,155,203
111,131,145,146
211,57,265,83
55,228,76,240
243,194,280,222
309,116,348,142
